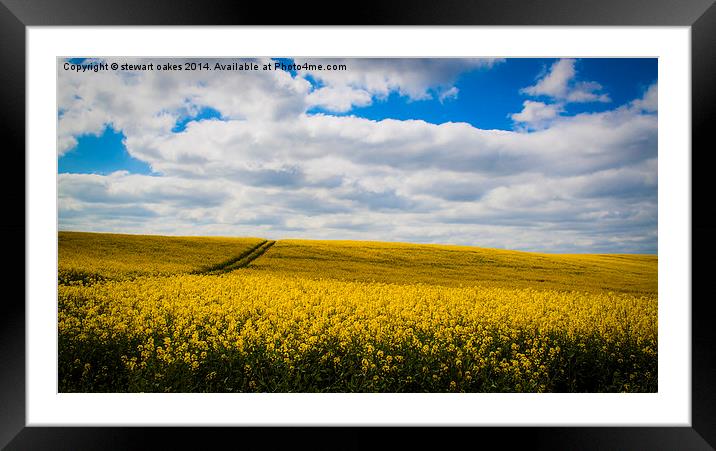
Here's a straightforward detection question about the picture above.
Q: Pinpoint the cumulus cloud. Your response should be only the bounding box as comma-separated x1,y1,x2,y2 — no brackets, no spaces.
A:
521,59,611,104
298,58,502,112
57,58,657,253
630,82,658,113
139,108,655,181
512,59,617,128
510,100,564,127
305,86,373,112
57,58,312,157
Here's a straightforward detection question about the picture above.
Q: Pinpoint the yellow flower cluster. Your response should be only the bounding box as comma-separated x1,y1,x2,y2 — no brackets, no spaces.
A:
59,270,657,393
58,231,263,283
249,240,657,294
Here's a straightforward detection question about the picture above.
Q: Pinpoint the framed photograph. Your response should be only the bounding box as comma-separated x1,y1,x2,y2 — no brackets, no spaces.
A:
6,0,714,448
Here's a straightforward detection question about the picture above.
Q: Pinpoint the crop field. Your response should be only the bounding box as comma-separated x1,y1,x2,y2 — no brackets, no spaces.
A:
58,231,658,393
248,239,657,293
59,232,265,283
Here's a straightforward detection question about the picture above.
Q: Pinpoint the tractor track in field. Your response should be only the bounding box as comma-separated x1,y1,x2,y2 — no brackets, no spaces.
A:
195,240,276,275
236,240,275,268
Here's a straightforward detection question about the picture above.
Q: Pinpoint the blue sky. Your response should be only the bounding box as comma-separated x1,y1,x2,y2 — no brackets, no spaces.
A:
58,127,154,175
58,58,657,253
307,58,656,130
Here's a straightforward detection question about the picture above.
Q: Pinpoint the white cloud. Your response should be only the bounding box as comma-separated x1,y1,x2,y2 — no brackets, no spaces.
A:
298,58,502,112
138,108,655,181
521,59,610,104
522,59,576,98
567,81,611,103
438,86,459,103
57,58,311,157
305,86,373,112
510,100,564,127
630,82,658,113
57,58,657,253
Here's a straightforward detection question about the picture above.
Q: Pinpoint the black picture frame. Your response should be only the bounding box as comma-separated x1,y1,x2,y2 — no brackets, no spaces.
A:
3,0,714,449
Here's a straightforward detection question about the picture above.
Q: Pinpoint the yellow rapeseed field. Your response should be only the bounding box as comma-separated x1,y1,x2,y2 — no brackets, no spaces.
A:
58,231,265,282
249,239,657,294
58,233,657,393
